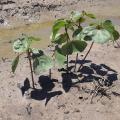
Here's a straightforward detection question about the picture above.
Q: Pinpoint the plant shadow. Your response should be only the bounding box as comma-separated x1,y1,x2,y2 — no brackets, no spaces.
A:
61,61,118,93
17,78,30,96
31,75,62,106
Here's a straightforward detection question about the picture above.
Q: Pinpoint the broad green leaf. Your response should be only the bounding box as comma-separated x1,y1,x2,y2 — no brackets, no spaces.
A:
81,26,113,43
51,19,66,40
103,20,115,33
13,38,29,53
55,48,66,66
61,40,87,55
61,42,73,55
33,55,53,74
103,20,119,41
72,40,87,52
52,33,68,44
12,55,19,73
91,29,112,44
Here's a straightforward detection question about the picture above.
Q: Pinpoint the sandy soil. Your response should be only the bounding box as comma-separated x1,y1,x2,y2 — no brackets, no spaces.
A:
0,0,120,120
0,0,120,27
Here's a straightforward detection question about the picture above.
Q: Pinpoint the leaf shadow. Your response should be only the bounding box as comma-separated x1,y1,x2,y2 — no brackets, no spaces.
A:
61,61,118,93
31,75,62,106
17,78,30,96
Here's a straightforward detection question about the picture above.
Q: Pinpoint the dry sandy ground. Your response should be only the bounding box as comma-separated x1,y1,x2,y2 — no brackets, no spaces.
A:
0,0,120,120
0,42,120,120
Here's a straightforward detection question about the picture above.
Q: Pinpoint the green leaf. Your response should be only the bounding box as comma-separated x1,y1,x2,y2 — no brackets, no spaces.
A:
65,20,74,31
31,48,44,59
33,55,53,75
103,20,119,41
52,33,68,44
61,42,73,55
103,20,115,33
12,55,19,73
61,40,87,55
51,19,66,40
91,29,112,44
32,48,43,54
27,36,40,45
71,40,87,52
85,13,96,19
81,26,113,43
28,36,40,42
82,26,95,34
55,48,66,66
112,30,120,41
73,28,82,38
13,38,29,53
70,11,82,22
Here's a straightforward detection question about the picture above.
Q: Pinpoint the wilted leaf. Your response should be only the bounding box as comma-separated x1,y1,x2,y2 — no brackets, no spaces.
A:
12,55,19,73
33,55,53,74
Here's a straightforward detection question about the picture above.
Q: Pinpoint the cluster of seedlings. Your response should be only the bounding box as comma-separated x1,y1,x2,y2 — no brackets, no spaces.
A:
12,11,120,102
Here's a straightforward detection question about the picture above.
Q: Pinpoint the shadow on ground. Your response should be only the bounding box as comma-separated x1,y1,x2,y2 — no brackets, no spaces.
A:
31,76,62,106
61,60,118,93
18,76,62,106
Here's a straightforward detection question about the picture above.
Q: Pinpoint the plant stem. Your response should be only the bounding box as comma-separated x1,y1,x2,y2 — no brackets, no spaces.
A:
27,49,35,89
78,42,94,71
74,53,78,72
73,19,81,72
49,69,52,80
65,26,70,73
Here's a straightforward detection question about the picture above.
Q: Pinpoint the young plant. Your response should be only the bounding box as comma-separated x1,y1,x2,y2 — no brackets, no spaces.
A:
12,34,53,89
51,11,119,73
51,11,97,72
75,19,120,70
51,17,87,73
70,11,96,71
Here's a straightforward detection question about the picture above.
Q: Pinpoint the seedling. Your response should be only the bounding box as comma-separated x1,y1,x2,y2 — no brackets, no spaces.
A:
76,19,120,70
12,34,53,89
50,11,94,73
51,11,119,74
